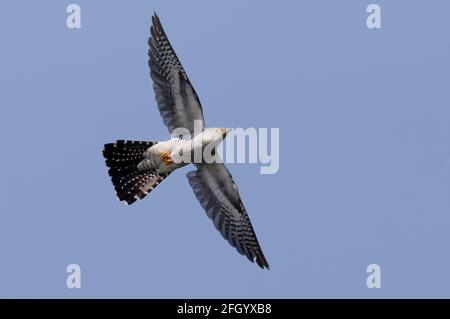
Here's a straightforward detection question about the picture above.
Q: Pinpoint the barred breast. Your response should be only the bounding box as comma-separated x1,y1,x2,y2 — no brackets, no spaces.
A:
137,137,200,173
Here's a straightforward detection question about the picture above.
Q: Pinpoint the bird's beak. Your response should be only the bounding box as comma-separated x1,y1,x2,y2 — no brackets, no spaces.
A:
221,128,230,136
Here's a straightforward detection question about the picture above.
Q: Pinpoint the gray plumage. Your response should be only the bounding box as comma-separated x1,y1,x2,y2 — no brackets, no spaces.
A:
149,14,268,269
149,14,205,135
103,13,269,269
187,163,269,268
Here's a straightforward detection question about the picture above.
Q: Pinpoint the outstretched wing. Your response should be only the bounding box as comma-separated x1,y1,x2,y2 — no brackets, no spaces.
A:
148,13,205,135
187,163,269,269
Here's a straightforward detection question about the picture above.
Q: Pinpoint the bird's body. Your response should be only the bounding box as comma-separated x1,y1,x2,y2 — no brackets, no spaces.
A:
136,136,191,174
137,128,227,174
103,13,269,269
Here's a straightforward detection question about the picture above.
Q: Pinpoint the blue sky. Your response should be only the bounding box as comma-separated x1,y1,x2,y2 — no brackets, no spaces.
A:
0,0,449,298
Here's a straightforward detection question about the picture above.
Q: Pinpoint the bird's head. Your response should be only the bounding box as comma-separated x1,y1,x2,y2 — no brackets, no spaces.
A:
202,127,230,145
219,127,230,138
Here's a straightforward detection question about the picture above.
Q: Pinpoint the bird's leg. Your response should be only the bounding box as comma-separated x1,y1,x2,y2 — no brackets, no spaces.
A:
160,151,174,165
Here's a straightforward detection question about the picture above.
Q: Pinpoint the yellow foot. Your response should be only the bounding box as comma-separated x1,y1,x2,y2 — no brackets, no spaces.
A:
160,151,174,165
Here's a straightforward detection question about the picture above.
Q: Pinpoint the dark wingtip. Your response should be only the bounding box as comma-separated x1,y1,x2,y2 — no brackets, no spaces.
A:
151,14,157,32
255,251,270,270
261,259,270,270
152,12,160,29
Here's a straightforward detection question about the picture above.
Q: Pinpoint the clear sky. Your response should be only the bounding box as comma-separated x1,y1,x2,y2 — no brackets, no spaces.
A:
0,0,449,298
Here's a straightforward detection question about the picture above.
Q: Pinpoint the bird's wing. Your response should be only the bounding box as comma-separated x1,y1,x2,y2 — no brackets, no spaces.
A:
187,163,269,269
148,13,205,135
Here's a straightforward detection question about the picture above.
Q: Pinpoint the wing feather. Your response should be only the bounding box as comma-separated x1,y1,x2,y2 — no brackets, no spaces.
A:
187,163,269,269
148,13,205,135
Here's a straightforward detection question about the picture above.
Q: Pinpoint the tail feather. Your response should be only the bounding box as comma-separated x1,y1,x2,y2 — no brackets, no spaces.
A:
103,140,170,205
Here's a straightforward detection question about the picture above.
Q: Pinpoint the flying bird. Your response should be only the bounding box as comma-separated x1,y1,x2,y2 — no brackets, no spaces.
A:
103,13,269,269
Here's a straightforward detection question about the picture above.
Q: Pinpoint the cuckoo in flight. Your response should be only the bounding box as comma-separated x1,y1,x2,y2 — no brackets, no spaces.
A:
103,13,269,269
